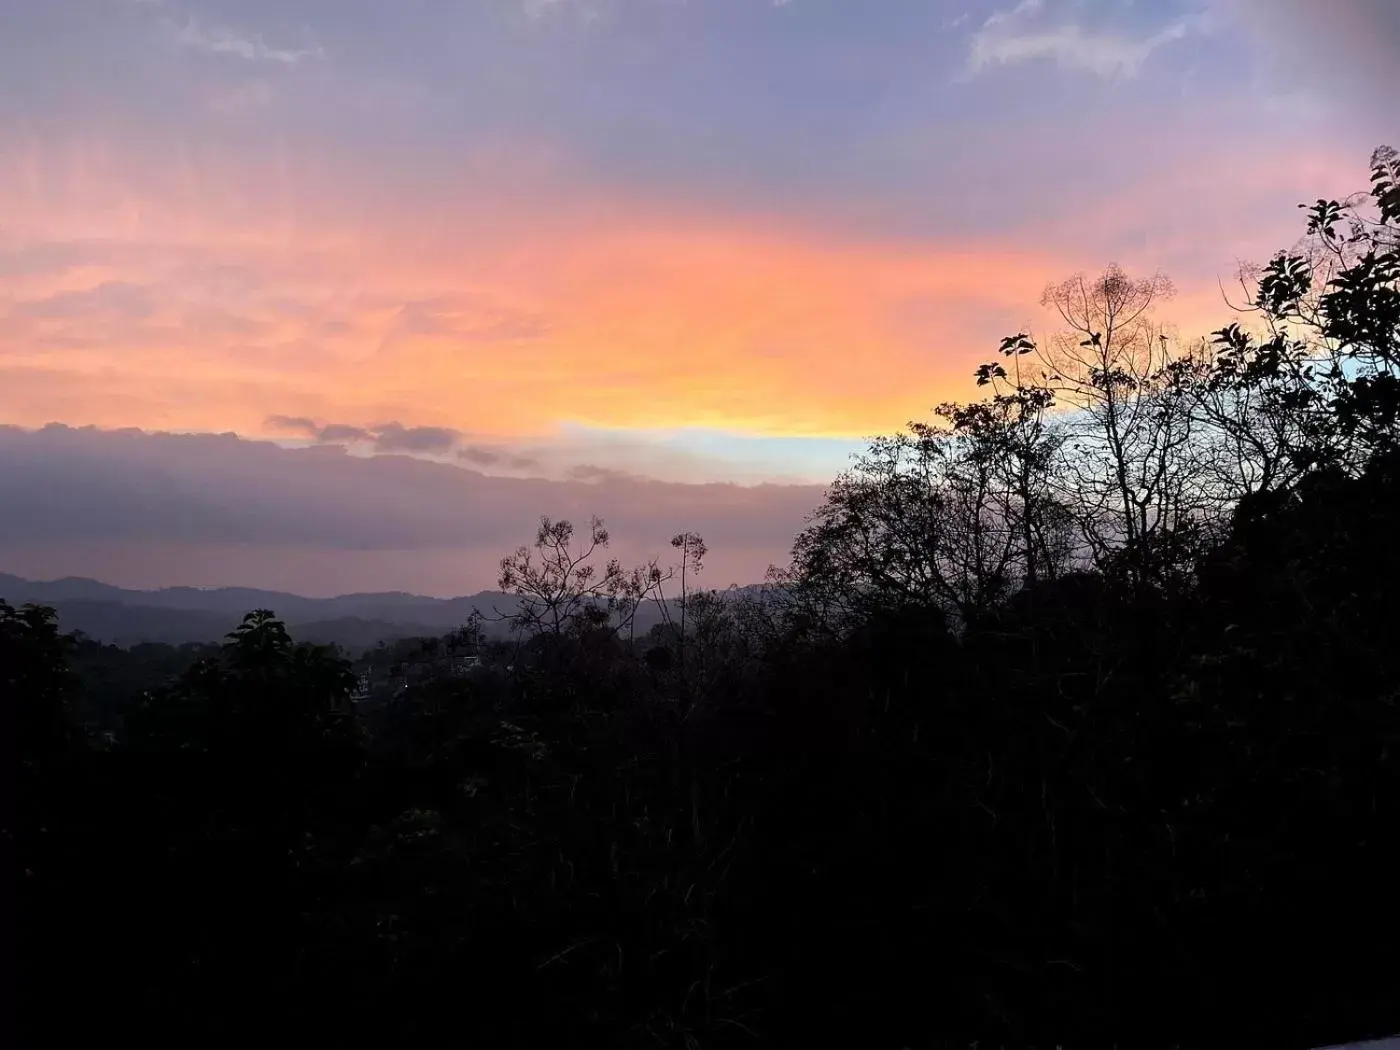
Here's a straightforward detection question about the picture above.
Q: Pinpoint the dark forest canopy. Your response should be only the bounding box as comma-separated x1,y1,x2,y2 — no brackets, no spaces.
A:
8,146,1400,1048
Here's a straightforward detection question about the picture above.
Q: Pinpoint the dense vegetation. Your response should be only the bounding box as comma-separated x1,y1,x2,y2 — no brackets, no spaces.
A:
9,148,1400,1047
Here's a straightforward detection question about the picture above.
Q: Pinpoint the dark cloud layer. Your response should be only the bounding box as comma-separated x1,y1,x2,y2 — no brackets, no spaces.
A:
267,415,459,453
0,424,822,594
265,415,544,469
567,464,647,484
371,422,459,453
318,423,373,443
456,446,540,470
265,414,318,433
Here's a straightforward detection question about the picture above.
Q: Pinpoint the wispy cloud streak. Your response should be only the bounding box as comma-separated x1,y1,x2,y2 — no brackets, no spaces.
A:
168,17,324,64
967,0,1208,79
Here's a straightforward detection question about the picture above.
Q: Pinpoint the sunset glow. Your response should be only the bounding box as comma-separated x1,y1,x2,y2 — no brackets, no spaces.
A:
2,0,1394,589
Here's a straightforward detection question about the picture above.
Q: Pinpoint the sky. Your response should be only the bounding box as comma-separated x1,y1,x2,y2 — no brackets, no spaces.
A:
0,0,1395,595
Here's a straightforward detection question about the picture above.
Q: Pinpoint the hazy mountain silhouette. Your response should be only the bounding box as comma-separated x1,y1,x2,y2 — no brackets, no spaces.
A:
0,572,711,650
0,572,516,648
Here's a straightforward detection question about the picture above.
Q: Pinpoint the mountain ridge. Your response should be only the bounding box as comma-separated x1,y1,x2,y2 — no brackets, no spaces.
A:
0,571,769,652
0,571,517,650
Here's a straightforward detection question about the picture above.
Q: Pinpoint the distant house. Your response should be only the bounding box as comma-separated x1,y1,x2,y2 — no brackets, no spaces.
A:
348,642,483,703
350,672,372,702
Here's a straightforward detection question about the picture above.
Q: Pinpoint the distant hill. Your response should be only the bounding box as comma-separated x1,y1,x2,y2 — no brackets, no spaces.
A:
0,571,499,623
0,572,520,651
0,572,767,652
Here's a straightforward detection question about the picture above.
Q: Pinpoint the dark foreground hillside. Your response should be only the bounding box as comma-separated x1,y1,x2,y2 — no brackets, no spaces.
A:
9,149,1400,1047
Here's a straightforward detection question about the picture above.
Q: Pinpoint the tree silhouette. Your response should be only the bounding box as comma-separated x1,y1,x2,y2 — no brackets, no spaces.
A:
16,144,1400,1049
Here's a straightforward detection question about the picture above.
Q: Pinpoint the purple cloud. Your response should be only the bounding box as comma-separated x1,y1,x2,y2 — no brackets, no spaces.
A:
0,424,821,595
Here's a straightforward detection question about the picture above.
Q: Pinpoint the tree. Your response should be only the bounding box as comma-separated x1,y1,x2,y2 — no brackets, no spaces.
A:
128,610,356,755
1030,266,1218,580
789,371,1071,630
1208,144,1400,476
2,600,79,766
670,530,707,649
496,516,633,638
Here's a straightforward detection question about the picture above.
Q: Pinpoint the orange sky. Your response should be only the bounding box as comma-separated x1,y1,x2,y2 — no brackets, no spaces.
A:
0,0,1386,487
0,138,1034,441
0,131,1361,461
